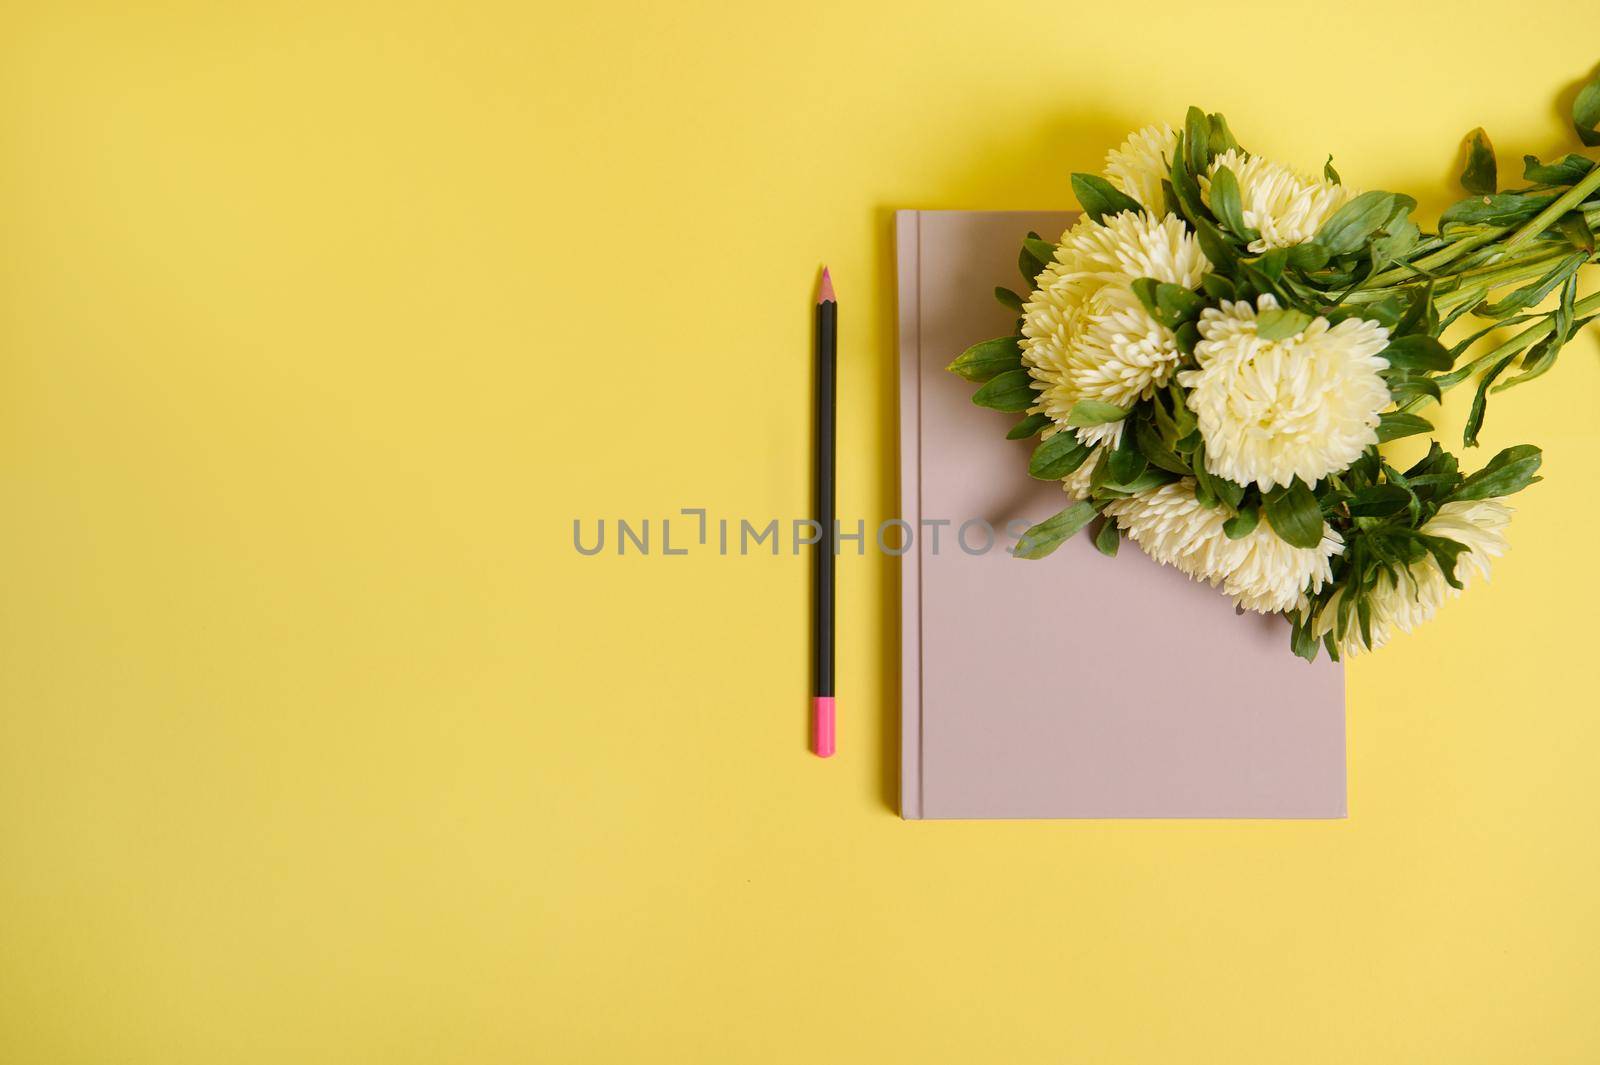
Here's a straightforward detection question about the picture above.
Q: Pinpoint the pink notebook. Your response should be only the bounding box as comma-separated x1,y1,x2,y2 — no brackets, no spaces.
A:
897,210,1346,820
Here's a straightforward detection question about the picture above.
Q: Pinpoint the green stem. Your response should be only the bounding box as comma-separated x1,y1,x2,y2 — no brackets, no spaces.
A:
1360,198,1600,293
1343,247,1569,307
1432,250,1575,314
1504,165,1600,252
1447,245,1568,285
1362,225,1510,289
1399,289,1600,412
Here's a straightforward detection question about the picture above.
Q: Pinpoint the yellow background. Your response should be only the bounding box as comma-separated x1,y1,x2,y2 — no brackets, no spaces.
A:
3,2,1597,1061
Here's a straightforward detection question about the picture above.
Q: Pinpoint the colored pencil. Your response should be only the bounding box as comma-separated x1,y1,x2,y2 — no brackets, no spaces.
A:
812,267,837,758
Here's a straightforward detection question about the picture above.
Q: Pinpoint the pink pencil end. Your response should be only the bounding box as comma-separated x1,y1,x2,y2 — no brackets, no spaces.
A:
817,267,835,305
812,697,836,757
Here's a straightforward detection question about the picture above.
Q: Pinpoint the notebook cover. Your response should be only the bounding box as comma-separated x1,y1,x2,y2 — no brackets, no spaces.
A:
897,209,1347,820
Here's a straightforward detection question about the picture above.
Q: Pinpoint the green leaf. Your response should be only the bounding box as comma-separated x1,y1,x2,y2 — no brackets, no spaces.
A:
947,336,1023,382
1557,273,1578,341
1093,518,1120,557
1405,441,1459,482
1168,134,1209,223
1201,274,1236,300
1287,242,1330,271
1357,294,1407,330
1324,155,1341,185
1461,349,1521,447
1193,456,1246,511
1208,166,1258,242
1290,615,1320,661
1370,214,1420,272
1129,277,1159,318
1097,468,1178,498
1375,411,1433,443
1454,444,1543,500
1252,248,1289,281
1417,534,1470,591
1192,215,1238,272
1158,283,1205,325
1346,483,1413,518
1207,112,1240,156
1378,463,1423,525
1166,382,1198,441
1222,505,1260,540
1475,254,1586,318
1396,281,1437,337
1028,431,1092,479
1133,278,1206,330
1459,127,1497,195
1441,314,1537,375
1493,332,1563,393
1402,473,1460,493
1065,400,1130,427
1441,191,1558,226
1014,500,1099,559
1133,418,1190,475
1161,178,1182,217
1239,261,1289,305
1380,334,1453,373
1107,439,1147,485
1497,283,1592,394
994,286,1025,313
1174,320,1200,356
1256,306,1312,340
1574,67,1600,147
1022,237,1057,267
1522,153,1594,185
1439,301,1475,333
1184,107,1212,177
1019,231,1050,286
1071,172,1144,222
1318,191,1411,256
1385,372,1442,407
971,368,1035,412
1006,412,1052,440
1557,211,1596,253
1356,590,1375,651
1262,480,1324,549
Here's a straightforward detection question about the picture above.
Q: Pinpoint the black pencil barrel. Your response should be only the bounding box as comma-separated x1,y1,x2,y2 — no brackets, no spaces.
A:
813,298,836,697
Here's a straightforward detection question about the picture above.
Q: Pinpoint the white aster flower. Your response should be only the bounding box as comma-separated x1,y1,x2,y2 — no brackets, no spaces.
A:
1022,212,1210,445
1179,295,1391,492
1104,480,1342,614
1060,445,1108,501
1313,499,1513,656
1069,286,1184,409
1104,124,1178,214
1057,209,1211,285
1202,149,1351,252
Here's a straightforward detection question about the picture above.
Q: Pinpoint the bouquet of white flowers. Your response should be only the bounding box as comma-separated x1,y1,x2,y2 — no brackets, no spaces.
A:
951,67,1600,659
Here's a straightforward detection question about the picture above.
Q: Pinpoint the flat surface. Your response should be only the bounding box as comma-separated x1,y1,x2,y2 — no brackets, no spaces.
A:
900,211,1345,819
2,3,1598,1063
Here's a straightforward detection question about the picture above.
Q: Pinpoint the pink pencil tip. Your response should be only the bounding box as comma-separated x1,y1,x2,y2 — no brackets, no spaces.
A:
817,267,835,304
812,696,836,757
